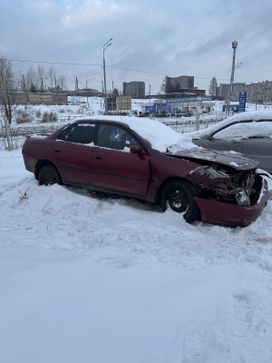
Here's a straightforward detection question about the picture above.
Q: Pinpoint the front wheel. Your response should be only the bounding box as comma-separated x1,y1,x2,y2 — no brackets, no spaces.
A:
38,165,61,186
161,181,201,222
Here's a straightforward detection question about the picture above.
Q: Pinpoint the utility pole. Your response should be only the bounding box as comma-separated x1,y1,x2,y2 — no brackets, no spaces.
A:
225,40,238,116
229,40,238,101
102,38,113,113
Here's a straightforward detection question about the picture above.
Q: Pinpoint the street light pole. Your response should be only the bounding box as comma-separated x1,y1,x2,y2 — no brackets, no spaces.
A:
229,40,238,100
102,37,113,113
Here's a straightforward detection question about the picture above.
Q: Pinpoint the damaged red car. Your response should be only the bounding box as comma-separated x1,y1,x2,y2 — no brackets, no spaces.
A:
22,116,271,227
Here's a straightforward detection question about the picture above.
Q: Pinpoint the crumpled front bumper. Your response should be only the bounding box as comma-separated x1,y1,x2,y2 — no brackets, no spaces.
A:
194,178,271,227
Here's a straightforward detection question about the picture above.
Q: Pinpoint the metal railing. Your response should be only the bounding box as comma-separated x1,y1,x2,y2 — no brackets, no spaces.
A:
0,115,224,150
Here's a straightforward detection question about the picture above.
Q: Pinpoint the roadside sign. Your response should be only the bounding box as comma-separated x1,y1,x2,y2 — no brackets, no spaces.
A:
239,92,247,112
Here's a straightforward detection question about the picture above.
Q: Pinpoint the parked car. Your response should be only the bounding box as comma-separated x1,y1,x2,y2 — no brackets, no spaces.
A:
22,115,271,227
193,111,272,173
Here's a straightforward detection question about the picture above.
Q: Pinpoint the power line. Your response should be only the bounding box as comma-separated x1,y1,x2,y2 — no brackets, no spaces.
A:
8,58,170,76
8,58,100,67
8,57,229,81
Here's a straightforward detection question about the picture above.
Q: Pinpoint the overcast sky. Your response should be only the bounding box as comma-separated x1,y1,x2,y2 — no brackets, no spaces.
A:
0,0,272,93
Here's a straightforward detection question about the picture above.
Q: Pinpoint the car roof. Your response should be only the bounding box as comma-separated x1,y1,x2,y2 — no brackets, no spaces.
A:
194,110,272,138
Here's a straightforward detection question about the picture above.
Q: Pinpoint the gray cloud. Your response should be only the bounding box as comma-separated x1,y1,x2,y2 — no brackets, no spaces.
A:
0,0,271,92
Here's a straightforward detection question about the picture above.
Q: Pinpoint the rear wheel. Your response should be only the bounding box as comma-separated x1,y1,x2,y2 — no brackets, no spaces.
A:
161,181,201,222
38,165,61,186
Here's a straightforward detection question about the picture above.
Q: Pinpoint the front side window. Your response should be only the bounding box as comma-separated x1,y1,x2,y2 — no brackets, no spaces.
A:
57,123,96,144
213,120,272,140
96,124,138,150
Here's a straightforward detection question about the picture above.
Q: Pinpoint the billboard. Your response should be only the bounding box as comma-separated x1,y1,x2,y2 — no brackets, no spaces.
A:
239,92,247,112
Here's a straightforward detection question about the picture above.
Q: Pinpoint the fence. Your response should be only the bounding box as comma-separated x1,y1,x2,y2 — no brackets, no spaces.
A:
0,116,224,150
160,116,223,133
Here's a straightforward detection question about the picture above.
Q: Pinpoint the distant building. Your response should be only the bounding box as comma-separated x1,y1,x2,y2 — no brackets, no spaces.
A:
1,91,68,105
116,96,132,111
217,83,230,99
141,96,213,115
123,81,145,98
165,75,195,93
217,81,272,103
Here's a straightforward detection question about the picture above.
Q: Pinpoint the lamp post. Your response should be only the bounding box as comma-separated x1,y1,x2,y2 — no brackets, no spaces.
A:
85,77,96,89
229,40,238,100
102,38,113,113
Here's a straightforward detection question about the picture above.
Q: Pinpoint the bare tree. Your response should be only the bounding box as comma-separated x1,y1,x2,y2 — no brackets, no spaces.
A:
37,65,46,91
56,75,66,90
21,65,67,92
24,67,36,91
0,57,15,149
160,78,166,94
209,77,218,97
48,66,56,89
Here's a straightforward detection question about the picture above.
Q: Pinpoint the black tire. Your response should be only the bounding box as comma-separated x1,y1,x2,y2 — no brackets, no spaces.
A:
38,165,61,186
161,181,201,223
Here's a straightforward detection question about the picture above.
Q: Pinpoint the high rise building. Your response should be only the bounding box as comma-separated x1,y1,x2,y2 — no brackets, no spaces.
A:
165,75,194,93
123,81,145,98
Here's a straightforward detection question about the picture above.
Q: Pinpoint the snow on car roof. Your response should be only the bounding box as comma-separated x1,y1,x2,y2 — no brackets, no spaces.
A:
76,115,195,152
193,110,272,138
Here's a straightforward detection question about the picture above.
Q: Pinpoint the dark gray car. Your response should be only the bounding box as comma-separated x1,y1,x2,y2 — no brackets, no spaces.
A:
193,111,272,173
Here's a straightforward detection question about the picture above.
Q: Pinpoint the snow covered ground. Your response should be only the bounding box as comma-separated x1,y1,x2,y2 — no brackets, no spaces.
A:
1,149,272,363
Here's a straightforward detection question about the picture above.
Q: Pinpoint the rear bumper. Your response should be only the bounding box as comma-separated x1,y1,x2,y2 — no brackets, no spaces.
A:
194,180,271,227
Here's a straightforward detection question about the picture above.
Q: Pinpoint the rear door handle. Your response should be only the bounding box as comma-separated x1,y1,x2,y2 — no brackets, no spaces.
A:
54,149,61,153
95,156,103,160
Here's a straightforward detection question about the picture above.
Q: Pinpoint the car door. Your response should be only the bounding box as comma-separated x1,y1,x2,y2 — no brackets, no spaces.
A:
241,120,272,172
196,136,245,153
52,122,96,186
92,123,150,197
242,137,272,172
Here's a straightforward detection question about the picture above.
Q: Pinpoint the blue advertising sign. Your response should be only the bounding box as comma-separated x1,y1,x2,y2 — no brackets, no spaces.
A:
239,92,247,112
144,105,156,113
154,96,212,104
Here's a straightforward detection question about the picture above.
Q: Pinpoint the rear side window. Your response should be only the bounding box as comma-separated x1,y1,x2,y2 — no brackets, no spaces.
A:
58,123,96,144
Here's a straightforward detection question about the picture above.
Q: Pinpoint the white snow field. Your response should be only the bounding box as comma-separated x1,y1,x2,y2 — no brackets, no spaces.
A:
1,148,272,362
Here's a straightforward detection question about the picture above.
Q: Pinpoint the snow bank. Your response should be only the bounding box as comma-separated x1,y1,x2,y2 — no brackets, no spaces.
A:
1,150,272,363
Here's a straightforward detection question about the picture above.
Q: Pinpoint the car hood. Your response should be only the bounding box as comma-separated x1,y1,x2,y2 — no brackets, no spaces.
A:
166,147,259,171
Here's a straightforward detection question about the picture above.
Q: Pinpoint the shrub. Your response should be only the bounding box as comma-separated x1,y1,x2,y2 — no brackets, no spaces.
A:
16,110,31,124
41,111,58,123
35,110,42,118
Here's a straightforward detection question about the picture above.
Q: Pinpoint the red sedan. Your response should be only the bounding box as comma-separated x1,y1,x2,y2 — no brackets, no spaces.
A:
22,116,271,227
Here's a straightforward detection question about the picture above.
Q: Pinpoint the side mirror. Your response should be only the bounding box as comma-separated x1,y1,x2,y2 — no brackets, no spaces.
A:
206,135,214,141
130,144,144,154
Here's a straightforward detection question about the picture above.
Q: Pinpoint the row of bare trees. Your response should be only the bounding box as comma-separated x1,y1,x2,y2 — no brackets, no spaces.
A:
0,57,15,149
0,57,67,150
20,65,66,93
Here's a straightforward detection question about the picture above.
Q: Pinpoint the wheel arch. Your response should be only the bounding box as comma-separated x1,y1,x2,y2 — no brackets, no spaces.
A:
35,159,62,183
155,177,195,204
157,177,202,222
